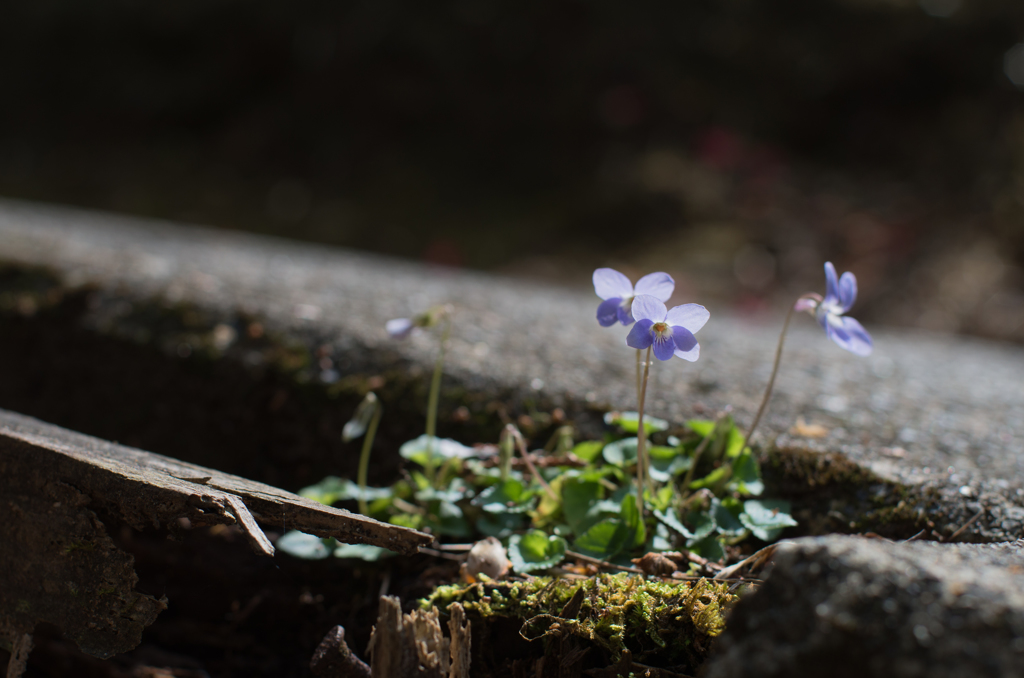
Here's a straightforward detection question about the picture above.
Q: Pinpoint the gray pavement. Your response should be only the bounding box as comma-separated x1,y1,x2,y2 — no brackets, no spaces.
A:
0,197,1022,525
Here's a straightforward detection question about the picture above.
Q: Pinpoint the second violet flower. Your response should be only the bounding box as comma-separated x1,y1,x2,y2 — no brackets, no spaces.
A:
626,295,710,362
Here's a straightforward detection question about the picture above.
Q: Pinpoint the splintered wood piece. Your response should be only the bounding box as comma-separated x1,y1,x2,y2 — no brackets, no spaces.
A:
0,409,431,555
5,633,33,678
0,409,431,661
368,597,450,678
447,604,471,678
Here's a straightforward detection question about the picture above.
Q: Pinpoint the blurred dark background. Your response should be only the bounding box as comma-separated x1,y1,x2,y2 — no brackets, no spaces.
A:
3,0,1024,341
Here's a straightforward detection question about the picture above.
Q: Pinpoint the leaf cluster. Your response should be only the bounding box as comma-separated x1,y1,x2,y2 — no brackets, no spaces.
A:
277,412,796,571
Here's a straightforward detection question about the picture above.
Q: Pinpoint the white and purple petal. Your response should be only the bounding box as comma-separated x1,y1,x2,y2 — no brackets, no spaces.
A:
593,268,634,300
823,262,840,305
386,317,415,339
626,319,655,349
597,298,622,327
838,271,858,312
825,314,873,356
652,334,676,361
665,303,709,334
616,300,635,325
633,272,675,302
671,326,698,354
631,295,667,323
673,341,700,362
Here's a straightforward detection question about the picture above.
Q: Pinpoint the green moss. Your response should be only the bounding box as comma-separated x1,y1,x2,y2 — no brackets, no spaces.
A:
421,573,734,667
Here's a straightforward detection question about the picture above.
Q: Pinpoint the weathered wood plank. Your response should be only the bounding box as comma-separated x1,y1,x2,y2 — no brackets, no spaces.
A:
0,408,431,554
0,409,431,660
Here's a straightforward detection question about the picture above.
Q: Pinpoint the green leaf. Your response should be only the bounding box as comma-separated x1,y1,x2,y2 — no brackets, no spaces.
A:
688,465,731,491
649,485,675,512
688,535,725,563
299,476,393,505
476,512,525,539
725,424,747,458
399,435,476,467
686,419,716,437
604,411,669,434
740,500,798,541
654,508,693,539
390,513,421,529
712,498,747,537
602,437,638,467
508,530,568,573
684,510,717,545
571,440,605,462
572,517,631,559
532,474,566,527
433,500,473,538
415,478,471,504
649,446,691,482
562,479,605,535
276,531,332,560
619,495,646,549
333,543,396,561
471,479,534,514
728,452,764,496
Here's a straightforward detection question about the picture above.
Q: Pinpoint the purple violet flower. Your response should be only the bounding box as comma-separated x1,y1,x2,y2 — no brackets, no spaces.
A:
625,295,709,361
593,268,675,326
794,262,872,356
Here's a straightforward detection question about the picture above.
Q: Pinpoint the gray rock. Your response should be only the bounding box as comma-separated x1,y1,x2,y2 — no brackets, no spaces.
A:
703,535,1024,678
0,198,1022,536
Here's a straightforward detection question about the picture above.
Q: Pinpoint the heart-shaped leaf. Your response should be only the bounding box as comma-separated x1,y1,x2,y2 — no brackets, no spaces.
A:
471,478,535,514
276,531,332,560
602,437,638,467
299,476,393,505
571,440,605,462
740,500,798,541
508,530,568,573
399,435,476,467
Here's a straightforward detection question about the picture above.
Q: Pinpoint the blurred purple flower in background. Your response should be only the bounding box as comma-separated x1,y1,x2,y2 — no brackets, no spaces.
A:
593,268,674,326
385,317,416,339
625,295,709,361
794,262,872,356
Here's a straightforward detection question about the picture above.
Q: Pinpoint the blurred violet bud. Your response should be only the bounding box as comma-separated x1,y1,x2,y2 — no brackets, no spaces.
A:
625,295,709,362
593,268,674,326
385,304,452,339
796,262,872,356
386,318,415,339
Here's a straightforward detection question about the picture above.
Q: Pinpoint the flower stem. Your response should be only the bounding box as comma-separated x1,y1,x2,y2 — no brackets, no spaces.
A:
635,348,642,407
741,302,797,451
635,346,653,513
424,317,452,486
509,425,558,502
357,402,383,516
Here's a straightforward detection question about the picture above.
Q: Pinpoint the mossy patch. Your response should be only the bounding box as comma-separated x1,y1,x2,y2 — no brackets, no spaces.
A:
421,573,735,672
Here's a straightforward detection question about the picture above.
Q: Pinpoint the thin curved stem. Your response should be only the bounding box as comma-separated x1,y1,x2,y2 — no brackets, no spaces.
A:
357,403,383,515
424,318,452,486
742,303,797,452
635,346,652,513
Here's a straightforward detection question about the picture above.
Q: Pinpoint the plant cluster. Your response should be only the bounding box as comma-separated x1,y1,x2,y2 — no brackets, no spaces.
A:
278,263,872,574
